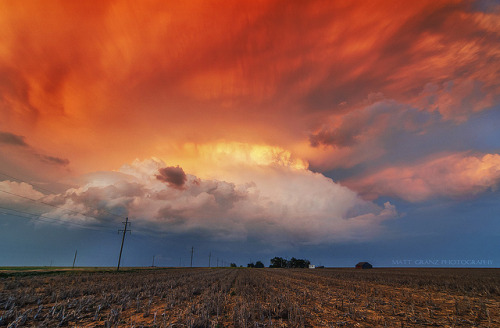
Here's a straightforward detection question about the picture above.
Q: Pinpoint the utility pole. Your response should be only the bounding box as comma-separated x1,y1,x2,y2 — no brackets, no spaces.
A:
152,255,155,267
209,251,211,268
72,249,78,269
117,217,131,271
190,246,194,267
217,257,219,267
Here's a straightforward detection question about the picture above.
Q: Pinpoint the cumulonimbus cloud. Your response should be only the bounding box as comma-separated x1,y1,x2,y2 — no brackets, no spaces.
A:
0,155,398,244
344,152,500,202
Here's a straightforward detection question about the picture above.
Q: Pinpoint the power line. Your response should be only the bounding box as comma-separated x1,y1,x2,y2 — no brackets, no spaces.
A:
0,171,61,195
0,171,148,258
0,189,119,228
117,217,131,271
190,246,194,268
0,205,115,232
0,189,105,221
0,205,115,230
0,170,124,219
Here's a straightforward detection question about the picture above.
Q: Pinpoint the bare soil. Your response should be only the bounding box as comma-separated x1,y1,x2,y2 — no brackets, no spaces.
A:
0,267,498,327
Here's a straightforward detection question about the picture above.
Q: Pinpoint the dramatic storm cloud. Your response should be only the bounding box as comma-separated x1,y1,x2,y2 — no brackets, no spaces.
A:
0,0,498,176
2,156,397,244
0,1,499,266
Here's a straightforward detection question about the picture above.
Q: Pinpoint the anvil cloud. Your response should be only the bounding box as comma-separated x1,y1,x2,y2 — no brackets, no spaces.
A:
0,0,499,246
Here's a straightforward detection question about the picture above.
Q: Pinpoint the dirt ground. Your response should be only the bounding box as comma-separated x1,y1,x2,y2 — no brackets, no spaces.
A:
0,267,498,327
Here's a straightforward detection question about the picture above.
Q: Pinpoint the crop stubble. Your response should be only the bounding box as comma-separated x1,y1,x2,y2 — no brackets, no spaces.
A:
0,268,498,327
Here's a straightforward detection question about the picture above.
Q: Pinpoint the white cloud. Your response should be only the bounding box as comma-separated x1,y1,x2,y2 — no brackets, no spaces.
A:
1,153,398,244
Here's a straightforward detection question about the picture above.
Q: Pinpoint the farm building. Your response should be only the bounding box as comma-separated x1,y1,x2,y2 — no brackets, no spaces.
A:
355,262,373,269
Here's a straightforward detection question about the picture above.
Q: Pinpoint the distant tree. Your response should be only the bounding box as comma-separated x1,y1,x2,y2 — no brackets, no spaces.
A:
255,261,265,268
247,262,255,268
230,263,237,267
270,256,310,268
270,257,287,268
289,257,310,268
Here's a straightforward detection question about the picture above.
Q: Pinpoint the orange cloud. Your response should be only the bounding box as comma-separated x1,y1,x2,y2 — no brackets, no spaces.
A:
416,79,494,122
0,0,498,178
344,152,500,202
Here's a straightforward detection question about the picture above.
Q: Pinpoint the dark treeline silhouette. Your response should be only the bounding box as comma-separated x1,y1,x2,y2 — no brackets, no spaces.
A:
247,261,265,268
270,257,310,268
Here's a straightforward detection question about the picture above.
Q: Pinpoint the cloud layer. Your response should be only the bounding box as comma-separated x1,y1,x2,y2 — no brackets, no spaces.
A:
0,0,498,176
345,152,500,202
1,156,397,244
0,0,498,232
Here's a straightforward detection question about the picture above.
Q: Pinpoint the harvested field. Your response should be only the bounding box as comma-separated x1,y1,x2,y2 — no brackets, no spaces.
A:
0,267,498,327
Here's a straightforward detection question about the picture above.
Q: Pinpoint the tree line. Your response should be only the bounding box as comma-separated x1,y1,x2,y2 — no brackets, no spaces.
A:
246,257,311,268
269,257,310,268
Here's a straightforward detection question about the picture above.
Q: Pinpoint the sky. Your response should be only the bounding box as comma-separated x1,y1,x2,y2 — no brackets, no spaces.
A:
0,0,499,268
